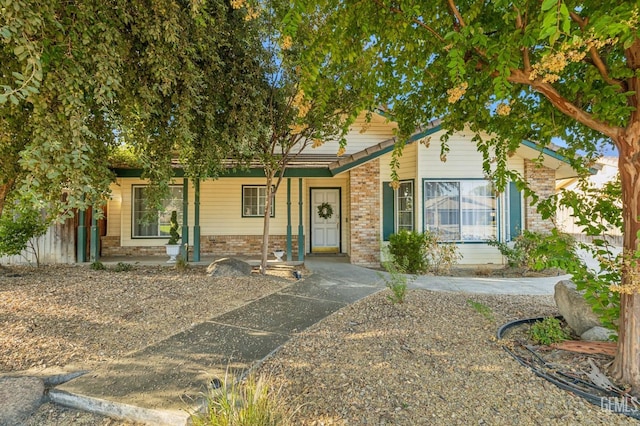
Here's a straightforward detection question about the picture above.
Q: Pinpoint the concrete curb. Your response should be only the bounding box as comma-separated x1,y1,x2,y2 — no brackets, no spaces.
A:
49,389,189,426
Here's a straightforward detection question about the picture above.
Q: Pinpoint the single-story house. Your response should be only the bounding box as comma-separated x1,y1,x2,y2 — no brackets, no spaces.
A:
97,111,577,267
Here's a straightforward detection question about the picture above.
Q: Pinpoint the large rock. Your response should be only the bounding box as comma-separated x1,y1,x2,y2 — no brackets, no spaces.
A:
581,326,617,342
207,257,253,277
554,280,602,335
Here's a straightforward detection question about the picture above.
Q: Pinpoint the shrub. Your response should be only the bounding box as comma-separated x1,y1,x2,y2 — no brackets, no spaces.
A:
113,262,134,272
422,230,462,275
387,230,427,274
167,210,180,245
90,261,106,271
175,254,189,271
190,372,295,426
529,317,570,345
380,256,410,304
0,206,49,267
388,230,462,275
488,229,576,273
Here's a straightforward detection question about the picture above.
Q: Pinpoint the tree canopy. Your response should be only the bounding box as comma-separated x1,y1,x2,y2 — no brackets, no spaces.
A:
286,0,640,392
1,0,267,219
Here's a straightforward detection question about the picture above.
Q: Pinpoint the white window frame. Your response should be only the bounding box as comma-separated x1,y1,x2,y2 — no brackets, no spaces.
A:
423,179,496,242
396,180,414,232
242,185,275,217
132,185,183,238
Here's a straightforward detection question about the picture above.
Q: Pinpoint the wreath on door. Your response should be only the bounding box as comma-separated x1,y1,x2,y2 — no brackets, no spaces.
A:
317,202,334,219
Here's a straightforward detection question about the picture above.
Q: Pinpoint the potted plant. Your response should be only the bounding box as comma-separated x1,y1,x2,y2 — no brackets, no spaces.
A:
165,210,181,263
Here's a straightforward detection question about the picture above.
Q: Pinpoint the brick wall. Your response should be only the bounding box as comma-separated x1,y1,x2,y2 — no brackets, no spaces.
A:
101,235,299,258
349,160,381,267
524,159,555,233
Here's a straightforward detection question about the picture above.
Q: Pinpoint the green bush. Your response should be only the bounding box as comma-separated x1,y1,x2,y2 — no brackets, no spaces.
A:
167,210,180,245
0,206,49,266
190,372,295,426
529,317,570,345
387,230,461,275
379,254,411,304
488,229,576,273
113,262,134,272
90,261,106,271
388,230,427,274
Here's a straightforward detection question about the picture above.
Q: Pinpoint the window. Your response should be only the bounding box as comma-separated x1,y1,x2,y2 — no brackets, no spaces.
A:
424,180,496,242
396,181,413,232
132,186,183,238
242,186,275,217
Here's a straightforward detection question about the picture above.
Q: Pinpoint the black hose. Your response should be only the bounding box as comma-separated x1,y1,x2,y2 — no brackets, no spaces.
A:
497,317,640,421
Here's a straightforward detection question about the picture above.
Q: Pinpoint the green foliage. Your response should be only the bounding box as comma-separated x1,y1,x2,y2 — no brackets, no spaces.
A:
388,230,427,274
90,261,106,271
167,211,180,245
1,0,269,221
388,230,461,275
113,262,134,272
190,373,295,426
380,256,410,304
529,317,570,346
251,0,372,274
466,299,494,322
0,205,48,266
488,230,576,273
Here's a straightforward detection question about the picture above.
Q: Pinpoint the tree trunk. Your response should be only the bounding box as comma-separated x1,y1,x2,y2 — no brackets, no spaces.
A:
0,180,15,219
611,129,640,394
260,173,275,275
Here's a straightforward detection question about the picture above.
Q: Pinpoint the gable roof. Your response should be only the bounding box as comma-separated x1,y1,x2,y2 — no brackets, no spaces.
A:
112,111,579,179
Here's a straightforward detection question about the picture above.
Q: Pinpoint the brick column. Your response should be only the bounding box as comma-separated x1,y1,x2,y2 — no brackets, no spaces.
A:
349,160,381,266
524,159,555,233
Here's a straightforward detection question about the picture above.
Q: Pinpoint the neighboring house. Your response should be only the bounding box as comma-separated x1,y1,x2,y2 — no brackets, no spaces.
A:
556,156,622,246
98,111,577,267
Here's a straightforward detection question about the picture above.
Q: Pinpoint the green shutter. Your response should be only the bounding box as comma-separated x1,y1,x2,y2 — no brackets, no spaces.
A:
382,182,395,241
508,182,522,241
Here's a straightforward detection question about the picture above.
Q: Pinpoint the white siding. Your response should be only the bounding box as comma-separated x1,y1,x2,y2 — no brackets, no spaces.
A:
301,112,398,156
199,177,300,236
107,182,122,237
375,130,534,265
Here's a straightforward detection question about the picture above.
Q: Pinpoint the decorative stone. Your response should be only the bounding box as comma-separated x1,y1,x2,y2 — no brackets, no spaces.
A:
207,257,253,277
554,280,602,335
581,326,617,342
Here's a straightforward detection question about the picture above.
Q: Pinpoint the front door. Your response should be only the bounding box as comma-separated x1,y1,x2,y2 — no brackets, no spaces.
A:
311,188,340,253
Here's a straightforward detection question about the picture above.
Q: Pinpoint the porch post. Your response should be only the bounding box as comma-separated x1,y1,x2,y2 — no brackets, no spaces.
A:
193,178,201,262
90,207,99,262
77,208,87,262
286,178,292,261
182,178,189,260
298,178,304,261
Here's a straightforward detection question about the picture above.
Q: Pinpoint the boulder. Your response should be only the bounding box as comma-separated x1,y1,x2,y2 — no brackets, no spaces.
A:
554,280,602,335
581,326,617,342
207,257,253,277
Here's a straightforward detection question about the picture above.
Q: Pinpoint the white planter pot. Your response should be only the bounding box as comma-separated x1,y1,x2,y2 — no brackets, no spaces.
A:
165,244,181,263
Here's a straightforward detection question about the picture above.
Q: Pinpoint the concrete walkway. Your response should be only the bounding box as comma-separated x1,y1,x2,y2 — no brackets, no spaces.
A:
49,257,385,425
411,272,568,295
33,258,562,425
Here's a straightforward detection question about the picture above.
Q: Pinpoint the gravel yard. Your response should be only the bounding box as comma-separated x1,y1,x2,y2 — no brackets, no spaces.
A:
0,264,633,425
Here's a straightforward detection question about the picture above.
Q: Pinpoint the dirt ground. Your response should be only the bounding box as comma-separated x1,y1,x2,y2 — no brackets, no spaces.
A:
1,262,631,425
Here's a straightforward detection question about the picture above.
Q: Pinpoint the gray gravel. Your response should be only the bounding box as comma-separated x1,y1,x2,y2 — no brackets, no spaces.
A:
258,289,636,425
